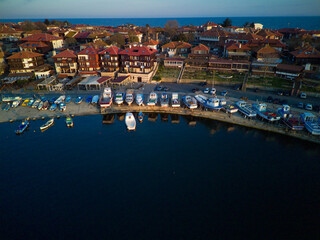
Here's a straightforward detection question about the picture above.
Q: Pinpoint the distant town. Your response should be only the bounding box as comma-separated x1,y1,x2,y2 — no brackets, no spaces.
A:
0,18,319,93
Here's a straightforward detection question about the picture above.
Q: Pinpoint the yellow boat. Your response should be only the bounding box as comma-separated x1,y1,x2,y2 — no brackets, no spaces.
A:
21,99,30,106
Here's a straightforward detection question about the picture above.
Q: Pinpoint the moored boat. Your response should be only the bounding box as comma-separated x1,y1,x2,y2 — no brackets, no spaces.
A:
49,103,57,111
160,93,169,107
40,118,54,131
55,95,66,104
32,99,41,108
2,96,22,102
66,117,74,128
125,112,136,130
115,93,125,105
147,92,158,106
224,104,238,114
27,99,34,107
75,96,83,104
135,93,144,106
125,92,134,106
99,88,113,108
205,98,222,111
236,101,257,118
12,100,20,108
277,105,304,130
252,103,280,122
37,101,44,110
92,95,99,104
4,102,11,111
42,100,49,110
182,95,197,109
59,102,66,112
15,120,29,135
171,93,180,107
86,96,92,103
65,96,71,104
22,99,29,106
138,111,144,123
300,113,320,135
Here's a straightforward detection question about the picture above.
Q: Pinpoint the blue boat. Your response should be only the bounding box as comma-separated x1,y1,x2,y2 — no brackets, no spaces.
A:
86,96,92,103
49,97,57,104
15,120,29,135
40,96,47,102
236,101,257,118
65,96,71,104
75,96,83,104
138,111,144,123
49,103,57,111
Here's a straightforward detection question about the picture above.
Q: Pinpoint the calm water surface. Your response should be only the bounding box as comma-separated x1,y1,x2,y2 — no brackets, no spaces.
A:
0,114,319,240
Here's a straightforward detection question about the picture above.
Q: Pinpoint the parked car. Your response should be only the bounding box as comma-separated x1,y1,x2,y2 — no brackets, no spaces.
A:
203,88,210,94
192,88,199,93
298,102,304,108
300,92,307,99
277,91,283,96
221,90,228,96
210,88,216,95
305,104,312,111
267,96,273,103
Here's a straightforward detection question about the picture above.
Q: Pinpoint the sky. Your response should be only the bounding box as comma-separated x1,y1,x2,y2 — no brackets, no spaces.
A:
0,0,319,19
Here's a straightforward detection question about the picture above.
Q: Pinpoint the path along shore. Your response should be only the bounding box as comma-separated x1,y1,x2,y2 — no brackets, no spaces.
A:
1,93,319,144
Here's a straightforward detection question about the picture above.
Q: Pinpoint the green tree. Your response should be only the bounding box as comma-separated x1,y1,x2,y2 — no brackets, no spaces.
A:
221,18,232,27
164,20,179,39
44,19,50,25
108,33,126,47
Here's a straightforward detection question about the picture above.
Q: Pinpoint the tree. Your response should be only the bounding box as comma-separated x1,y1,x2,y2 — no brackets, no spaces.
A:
65,38,77,46
164,20,179,39
34,22,47,31
172,33,187,42
128,34,139,43
21,21,36,31
221,18,232,27
108,33,125,47
44,19,50,25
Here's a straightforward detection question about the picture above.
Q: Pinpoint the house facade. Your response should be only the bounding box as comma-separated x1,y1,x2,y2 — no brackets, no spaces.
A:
77,47,101,73
53,49,78,75
7,51,45,73
99,46,121,72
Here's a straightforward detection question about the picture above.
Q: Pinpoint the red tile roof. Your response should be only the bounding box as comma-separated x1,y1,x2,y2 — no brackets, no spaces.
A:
21,33,63,42
226,42,251,50
142,40,159,46
19,41,49,48
290,47,320,59
98,46,121,55
162,41,192,49
7,51,43,59
53,49,77,58
77,46,101,56
192,44,209,51
119,46,157,56
97,76,111,83
74,31,91,39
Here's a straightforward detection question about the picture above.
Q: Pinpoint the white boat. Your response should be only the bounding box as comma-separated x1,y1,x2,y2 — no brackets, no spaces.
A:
182,96,197,109
32,99,41,108
99,88,113,108
135,93,144,106
27,99,35,107
2,96,22,102
195,94,207,106
147,92,158,106
277,105,304,131
12,100,20,108
171,93,180,107
125,93,134,106
224,104,238,114
37,101,44,110
115,93,125,105
40,118,54,131
220,98,227,106
300,113,320,135
236,101,257,118
59,102,66,112
92,95,99,104
206,98,222,111
160,93,169,107
55,95,66,104
252,103,280,122
125,112,136,130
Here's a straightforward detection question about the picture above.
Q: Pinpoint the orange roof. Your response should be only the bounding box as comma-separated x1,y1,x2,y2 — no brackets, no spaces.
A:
53,49,77,58
119,46,157,56
226,42,251,50
7,51,43,59
257,45,279,54
142,40,159,46
162,41,192,49
19,41,48,48
78,46,101,56
99,46,121,55
21,33,63,42
192,44,209,51
290,47,320,59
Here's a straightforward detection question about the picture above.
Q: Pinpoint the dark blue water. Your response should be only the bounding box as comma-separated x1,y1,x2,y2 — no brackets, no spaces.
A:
0,114,320,240
1,17,320,30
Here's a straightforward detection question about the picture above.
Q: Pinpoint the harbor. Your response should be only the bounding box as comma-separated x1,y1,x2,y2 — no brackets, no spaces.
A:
1,89,319,144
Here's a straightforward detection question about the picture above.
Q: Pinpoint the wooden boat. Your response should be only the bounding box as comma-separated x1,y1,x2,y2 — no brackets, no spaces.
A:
171,93,180,107
40,118,54,131
42,100,49,110
15,120,29,135
182,96,197,109
160,93,169,107
27,99,34,107
75,96,83,104
32,99,41,108
300,113,320,135
147,92,158,106
125,113,136,130
277,105,303,131
138,111,144,123
12,100,20,108
66,117,74,128
92,95,99,104
59,102,66,112
115,93,125,105
86,96,92,103
99,88,112,107
37,101,44,110
4,103,11,111
49,103,57,111
65,96,71,104
55,95,66,104
135,93,144,106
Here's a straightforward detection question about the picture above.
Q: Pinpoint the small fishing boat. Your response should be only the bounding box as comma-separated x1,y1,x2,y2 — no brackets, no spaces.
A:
182,96,197,109
66,117,74,128
75,96,83,104
37,101,44,110
49,103,57,111
125,112,136,130
138,111,144,123
115,93,125,105
4,102,11,111
224,104,238,114
220,98,227,106
125,93,134,106
32,99,41,108
205,98,222,111
277,105,304,131
300,113,320,135
27,99,34,107
195,94,207,106
42,100,49,110
171,93,180,107
49,97,57,104
99,88,113,108
12,100,20,108
15,120,29,135
55,95,66,104
236,101,256,118
59,102,66,112
86,96,92,103
135,93,144,106
160,93,169,107
40,118,54,131
40,96,47,102
65,96,71,104
252,103,280,122
147,92,158,106
2,96,22,102
92,95,99,104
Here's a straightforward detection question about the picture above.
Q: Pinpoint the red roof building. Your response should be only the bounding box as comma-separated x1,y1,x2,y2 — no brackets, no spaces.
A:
18,41,51,54
99,46,122,72
77,47,101,72
7,51,45,73
21,33,64,49
53,49,78,75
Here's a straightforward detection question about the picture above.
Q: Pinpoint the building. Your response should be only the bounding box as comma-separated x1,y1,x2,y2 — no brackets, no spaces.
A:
19,41,51,54
225,42,251,60
186,44,211,68
164,57,185,68
208,59,250,73
7,51,44,73
275,64,304,79
142,40,159,50
53,49,78,75
77,47,101,73
99,46,121,72
78,76,111,90
20,33,64,50
119,46,158,82
290,47,320,65
161,41,192,57
254,23,263,30
255,45,281,64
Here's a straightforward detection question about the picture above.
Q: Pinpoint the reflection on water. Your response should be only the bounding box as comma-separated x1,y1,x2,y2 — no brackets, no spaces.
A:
160,113,169,122
147,113,158,122
102,114,115,124
171,114,180,124
117,113,125,121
